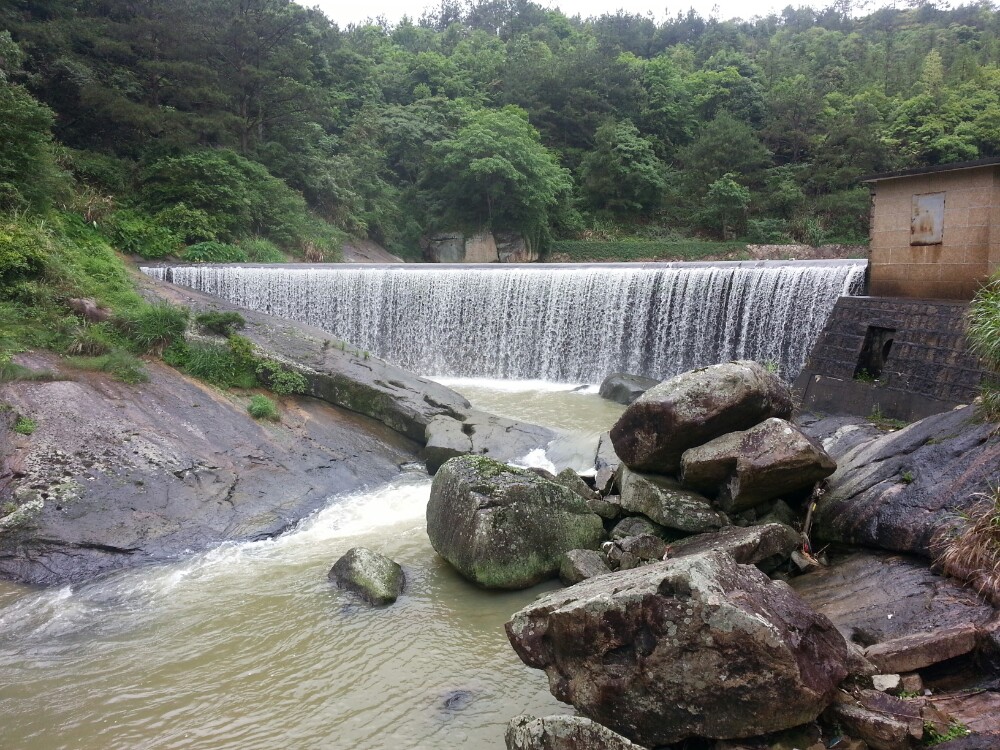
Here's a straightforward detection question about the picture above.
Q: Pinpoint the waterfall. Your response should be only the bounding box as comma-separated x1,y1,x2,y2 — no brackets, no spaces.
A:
143,260,865,382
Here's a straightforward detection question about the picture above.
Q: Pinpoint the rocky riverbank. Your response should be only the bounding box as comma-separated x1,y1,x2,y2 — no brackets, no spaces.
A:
424,361,1000,750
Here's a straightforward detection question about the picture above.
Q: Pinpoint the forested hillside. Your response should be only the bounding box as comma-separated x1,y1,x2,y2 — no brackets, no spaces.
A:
3,0,1000,261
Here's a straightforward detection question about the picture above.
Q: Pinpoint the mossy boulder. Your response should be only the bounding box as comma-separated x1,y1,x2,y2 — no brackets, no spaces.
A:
328,547,405,606
426,455,606,590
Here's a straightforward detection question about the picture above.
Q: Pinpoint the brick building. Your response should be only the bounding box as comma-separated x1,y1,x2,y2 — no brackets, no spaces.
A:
795,159,995,420
865,157,1000,300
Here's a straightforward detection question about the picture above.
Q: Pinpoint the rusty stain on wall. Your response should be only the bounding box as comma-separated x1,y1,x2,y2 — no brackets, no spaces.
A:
911,192,945,245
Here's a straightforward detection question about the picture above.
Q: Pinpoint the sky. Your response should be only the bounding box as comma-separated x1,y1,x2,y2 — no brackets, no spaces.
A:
303,0,880,29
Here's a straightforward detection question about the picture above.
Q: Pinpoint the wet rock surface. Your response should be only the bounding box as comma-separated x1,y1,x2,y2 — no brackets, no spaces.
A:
506,550,849,747
0,354,418,585
328,546,405,606
598,373,658,406
609,361,792,474
426,455,605,589
811,405,1000,557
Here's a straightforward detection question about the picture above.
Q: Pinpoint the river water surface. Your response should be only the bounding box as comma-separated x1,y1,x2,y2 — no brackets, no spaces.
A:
0,382,621,750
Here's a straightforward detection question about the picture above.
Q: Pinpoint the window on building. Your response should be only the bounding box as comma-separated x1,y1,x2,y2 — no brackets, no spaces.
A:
911,192,945,245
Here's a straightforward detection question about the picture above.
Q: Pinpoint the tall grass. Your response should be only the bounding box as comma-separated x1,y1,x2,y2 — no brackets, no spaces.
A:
933,487,1000,606
968,273,1000,420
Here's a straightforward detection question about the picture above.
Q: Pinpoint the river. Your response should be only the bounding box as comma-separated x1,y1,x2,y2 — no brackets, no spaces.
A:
0,381,623,750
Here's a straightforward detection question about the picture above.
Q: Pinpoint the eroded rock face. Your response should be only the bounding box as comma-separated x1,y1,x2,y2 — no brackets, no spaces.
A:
618,467,728,533
812,406,1000,557
598,373,659,406
426,455,605,589
506,551,849,747
328,547,404,606
506,714,646,750
609,361,792,474
680,418,836,512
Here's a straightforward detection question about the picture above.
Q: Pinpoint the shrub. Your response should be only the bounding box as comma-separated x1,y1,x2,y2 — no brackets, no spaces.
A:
247,394,280,421
104,209,180,259
66,350,148,384
181,341,257,389
239,237,286,263
66,323,117,356
746,218,792,244
181,241,247,264
116,303,188,353
154,203,220,244
256,360,307,395
195,311,245,336
0,219,48,287
13,416,37,435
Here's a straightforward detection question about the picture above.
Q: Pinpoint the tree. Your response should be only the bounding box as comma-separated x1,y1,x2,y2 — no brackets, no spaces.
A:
677,112,772,193
424,105,573,247
698,173,750,240
578,120,667,217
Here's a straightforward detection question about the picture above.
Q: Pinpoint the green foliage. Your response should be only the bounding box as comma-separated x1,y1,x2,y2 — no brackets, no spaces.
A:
66,323,117,356
698,174,751,240
256,361,308,396
195,311,245,337
104,209,179,259
548,238,745,262
247,394,280,422
578,120,667,217
115,304,188,354
178,342,257,389
13,416,37,435
181,242,248,264
0,219,48,286
66,351,148,384
239,238,286,263
154,203,219,244
0,78,68,211
969,273,1000,420
922,720,970,745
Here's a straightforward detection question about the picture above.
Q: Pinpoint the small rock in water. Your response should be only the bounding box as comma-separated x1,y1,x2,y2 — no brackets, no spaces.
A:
441,689,475,712
328,547,405,606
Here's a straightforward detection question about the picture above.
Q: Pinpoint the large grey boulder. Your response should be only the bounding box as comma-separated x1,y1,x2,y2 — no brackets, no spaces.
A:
598,373,659,406
506,714,646,750
618,467,728,533
506,550,850,747
426,455,605,589
812,405,1000,557
559,549,612,585
328,547,405,606
680,418,836,512
609,361,792,474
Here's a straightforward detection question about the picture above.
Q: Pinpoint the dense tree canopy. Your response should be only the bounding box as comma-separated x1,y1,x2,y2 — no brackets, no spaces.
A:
4,0,1000,251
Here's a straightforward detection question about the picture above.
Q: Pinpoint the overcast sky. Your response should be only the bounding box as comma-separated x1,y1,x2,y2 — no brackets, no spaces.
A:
302,0,884,29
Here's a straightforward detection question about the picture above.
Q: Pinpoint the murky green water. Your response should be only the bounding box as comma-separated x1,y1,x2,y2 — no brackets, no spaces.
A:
0,382,621,750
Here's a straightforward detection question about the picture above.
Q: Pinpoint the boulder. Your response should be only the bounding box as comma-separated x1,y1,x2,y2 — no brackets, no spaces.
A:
594,432,620,495
506,551,850,747
604,534,667,570
552,468,600,502
598,373,659,406
812,405,1000,557
426,455,605,589
663,523,801,568
680,418,836,512
559,549,612,585
609,361,792,474
618,467,728,533
423,411,555,475
67,297,112,323
506,714,646,750
609,515,666,541
328,547,405,606
864,624,979,673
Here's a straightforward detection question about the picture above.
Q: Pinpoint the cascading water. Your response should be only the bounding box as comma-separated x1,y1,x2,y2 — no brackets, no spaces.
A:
143,260,865,382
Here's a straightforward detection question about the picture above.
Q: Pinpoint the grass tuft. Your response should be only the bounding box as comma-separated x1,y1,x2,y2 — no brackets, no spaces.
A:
969,274,1000,421
13,416,37,435
933,486,1000,605
247,394,279,421
66,350,149,384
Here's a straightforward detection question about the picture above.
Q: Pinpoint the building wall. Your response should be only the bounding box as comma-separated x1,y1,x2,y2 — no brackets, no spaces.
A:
869,165,998,299
794,296,987,421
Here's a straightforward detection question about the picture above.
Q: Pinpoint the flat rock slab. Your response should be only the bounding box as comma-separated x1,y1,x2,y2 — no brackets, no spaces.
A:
864,624,979,673
506,714,646,750
0,355,418,585
664,523,801,568
812,405,1000,557
924,691,1000,738
789,551,995,647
